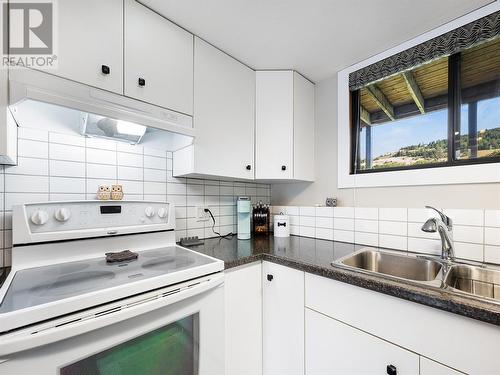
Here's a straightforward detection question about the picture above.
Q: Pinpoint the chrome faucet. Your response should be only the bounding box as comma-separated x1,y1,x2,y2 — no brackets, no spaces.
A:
421,206,455,261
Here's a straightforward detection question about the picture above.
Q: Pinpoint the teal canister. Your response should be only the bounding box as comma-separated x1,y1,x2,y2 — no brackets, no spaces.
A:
237,197,251,240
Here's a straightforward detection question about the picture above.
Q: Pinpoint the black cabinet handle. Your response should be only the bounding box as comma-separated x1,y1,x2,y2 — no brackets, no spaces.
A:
281,165,287,171
386,364,397,375
101,65,110,75
246,165,251,170
138,78,146,87
267,274,273,282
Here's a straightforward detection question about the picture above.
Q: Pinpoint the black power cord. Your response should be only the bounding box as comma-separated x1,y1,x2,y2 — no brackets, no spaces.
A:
204,208,235,239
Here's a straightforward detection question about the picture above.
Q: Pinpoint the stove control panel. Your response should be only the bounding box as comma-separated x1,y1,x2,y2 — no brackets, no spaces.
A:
18,201,173,237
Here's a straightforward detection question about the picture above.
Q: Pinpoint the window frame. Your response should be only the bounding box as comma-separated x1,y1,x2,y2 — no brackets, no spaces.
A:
337,2,500,189
350,51,500,175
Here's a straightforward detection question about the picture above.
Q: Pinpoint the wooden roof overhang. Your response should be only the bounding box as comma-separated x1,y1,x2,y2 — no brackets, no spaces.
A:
359,37,500,127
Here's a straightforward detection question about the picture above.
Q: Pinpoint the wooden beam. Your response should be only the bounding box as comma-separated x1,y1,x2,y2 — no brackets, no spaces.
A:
369,79,498,125
402,71,425,114
360,106,371,125
366,84,395,120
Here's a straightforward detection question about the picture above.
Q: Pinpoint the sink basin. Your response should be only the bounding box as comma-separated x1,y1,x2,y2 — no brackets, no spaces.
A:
444,264,500,301
336,249,442,282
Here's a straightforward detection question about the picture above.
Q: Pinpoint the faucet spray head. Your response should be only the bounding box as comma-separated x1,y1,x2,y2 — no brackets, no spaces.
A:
421,217,438,233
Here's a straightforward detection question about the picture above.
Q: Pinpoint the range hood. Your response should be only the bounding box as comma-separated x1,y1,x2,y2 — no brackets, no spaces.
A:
5,68,195,160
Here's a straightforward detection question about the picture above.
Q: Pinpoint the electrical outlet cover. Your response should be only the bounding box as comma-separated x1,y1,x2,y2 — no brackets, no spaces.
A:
195,206,209,221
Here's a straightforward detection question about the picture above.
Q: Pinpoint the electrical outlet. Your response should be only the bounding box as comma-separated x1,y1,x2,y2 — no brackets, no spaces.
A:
195,206,210,222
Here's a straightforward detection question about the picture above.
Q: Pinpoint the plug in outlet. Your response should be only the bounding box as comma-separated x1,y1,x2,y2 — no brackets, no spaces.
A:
195,206,210,222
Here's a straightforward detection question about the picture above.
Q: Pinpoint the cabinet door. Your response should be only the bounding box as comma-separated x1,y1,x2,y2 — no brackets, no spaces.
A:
225,263,262,375
293,73,315,181
56,0,123,94
124,0,193,115
255,71,294,179
420,358,464,375
193,37,255,179
305,308,419,375
263,261,304,375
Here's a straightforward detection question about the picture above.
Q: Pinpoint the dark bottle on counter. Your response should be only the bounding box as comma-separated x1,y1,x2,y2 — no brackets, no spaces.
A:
252,201,270,234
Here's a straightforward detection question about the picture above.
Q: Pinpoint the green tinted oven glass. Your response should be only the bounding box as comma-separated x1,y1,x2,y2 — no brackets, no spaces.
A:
61,314,199,375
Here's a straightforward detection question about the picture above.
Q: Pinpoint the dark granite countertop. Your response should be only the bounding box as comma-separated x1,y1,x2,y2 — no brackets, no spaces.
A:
187,234,500,326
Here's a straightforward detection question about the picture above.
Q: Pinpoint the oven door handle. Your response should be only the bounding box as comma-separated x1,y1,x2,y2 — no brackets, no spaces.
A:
0,273,224,357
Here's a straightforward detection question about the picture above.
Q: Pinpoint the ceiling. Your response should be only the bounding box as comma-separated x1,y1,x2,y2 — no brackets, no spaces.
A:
141,0,494,82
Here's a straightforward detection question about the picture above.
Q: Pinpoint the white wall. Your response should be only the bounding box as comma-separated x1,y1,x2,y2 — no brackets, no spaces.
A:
271,74,500,209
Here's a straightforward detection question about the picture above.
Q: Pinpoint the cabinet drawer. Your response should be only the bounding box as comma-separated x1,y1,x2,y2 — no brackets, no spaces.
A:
306,308,419,375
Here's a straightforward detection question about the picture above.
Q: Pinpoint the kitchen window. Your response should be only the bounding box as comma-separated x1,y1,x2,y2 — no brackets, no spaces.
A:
350,17,500,174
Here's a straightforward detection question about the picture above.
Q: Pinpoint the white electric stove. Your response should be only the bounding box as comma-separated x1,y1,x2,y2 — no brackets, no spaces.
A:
0,201,225,375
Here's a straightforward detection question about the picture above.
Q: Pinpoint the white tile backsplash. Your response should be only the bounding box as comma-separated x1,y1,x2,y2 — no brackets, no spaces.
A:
379,208,407,222
5,174,49,193
18,139,49,158
5,157,49,176
50,177,85,194
334,207,354,218
408,237,441,256
50,143,85,162
485,227,500,246
49,132,85,146
315,216,333,229
299,206,315,216
300,215,315,227
485,210,500,227
485,245,500,264
379,234,407,251
87,163,117,179
379,220,407,236
272,205,500,266
355,219,378,233
86,148,116,165
334,218,355,231
118,166,143,181
453,225,484,244
0,127,271,267
49,160,85,178
354,207,378,220
443,209,484,226
453,242,484,262
315,207,334,217
117,152,143,168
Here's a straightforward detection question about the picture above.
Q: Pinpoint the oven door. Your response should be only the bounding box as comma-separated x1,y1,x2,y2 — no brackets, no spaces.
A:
0,274,224,375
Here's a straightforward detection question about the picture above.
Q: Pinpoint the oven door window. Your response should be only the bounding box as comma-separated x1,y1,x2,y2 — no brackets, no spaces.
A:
60,314,199,375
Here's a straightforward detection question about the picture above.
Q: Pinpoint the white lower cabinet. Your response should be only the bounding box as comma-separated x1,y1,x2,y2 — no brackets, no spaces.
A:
305,272,500,374
263,261,304,375
420,357,465,375
305,308,419,375
224,263,262,375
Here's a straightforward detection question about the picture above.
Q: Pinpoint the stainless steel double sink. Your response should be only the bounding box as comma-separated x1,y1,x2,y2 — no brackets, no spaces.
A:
334,249,500,303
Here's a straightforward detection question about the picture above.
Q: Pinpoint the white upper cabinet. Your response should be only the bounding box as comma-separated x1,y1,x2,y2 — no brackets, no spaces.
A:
173,37,255,180
124,0,194,115
256,71,315,181
56,0,124,94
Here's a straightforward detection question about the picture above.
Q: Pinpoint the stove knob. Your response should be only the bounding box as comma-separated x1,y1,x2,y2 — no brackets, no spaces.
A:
31,210,49,225
158,207,168,219
54,208,71,222
145,206,155,218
